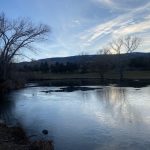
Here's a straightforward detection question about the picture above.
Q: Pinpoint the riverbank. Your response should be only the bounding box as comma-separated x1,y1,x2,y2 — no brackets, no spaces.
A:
0,79,25,93
0,122,53,150
24,71,150,81
23,71,150,87
1,71,150,92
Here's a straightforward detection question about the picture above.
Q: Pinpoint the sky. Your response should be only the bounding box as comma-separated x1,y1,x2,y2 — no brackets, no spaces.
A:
1,0,150,60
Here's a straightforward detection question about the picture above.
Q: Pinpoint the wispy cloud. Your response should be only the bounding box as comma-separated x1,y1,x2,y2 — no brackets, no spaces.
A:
113,20,150,36
95,0,115,7
93,0,128,10
93,0,150,11
79,2,150,52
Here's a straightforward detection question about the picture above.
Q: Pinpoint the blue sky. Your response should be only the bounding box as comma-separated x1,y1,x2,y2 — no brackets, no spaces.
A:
1,0,150,60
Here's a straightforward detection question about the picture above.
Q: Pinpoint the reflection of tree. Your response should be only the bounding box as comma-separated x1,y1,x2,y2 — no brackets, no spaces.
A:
0,95,15,124
95,87,143,124
79,90,92,103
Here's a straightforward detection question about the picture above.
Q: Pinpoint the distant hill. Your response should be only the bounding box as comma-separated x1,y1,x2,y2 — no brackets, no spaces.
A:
16,55,95,68
16,52,150,68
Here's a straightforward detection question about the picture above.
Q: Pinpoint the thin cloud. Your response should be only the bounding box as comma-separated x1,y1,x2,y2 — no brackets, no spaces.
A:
96,0,115,7
113,20,150,36
93,0,150,11
79,2,150,50
93,0,128,10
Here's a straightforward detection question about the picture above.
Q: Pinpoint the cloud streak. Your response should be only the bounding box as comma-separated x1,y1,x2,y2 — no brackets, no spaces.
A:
95,0,115,7
79,2,150,52
3,0,149,59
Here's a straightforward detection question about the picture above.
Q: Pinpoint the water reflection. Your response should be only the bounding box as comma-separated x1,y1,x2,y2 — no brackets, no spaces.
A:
80,87,146,129
0,86,150,150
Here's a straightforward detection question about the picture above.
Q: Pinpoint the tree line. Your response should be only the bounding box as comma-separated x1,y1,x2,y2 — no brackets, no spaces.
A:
18,54,150,74
20,62,79,73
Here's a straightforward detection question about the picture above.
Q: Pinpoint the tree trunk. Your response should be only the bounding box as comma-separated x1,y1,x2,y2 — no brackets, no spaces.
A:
118,55,124,81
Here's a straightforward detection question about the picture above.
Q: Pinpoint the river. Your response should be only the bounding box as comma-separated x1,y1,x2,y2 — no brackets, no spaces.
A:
0,85,150,150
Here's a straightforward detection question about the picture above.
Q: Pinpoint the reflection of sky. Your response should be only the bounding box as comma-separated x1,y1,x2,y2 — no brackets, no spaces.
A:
4,85,150,150
82,87,150,128
1,0,150,60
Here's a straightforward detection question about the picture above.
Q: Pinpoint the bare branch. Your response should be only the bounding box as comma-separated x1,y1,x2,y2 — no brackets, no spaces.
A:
109,38,123,54
123,35,141,53
97,47,112,55
0,13,50,80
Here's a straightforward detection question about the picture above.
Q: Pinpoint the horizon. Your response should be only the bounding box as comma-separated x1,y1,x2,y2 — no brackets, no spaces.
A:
1,0,150,61
19,51,150,63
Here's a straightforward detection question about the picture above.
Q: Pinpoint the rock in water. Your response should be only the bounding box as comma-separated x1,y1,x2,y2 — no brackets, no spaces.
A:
42,129,48,135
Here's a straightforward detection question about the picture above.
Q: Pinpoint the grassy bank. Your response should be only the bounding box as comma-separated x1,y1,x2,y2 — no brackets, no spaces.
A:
0,122,53,150
23,71,150,80
1,71,150,92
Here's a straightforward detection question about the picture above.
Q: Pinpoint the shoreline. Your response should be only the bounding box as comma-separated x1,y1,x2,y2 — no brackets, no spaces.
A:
28,78,150,88
1,70,150,93
0,121,53,150
1,77,150,94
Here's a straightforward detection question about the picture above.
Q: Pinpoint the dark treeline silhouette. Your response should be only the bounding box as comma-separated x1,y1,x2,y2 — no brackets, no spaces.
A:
16,53,150,77
51,62,79,73
129,56,150,70
18,62,80,73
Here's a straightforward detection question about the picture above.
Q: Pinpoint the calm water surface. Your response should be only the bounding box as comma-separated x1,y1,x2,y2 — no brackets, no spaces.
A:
1,85,150,150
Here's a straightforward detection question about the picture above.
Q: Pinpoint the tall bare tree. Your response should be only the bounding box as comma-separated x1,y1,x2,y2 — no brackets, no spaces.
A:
107,37,123,80
0,13,50,81
97,47,112,55
96,48,112,80
104,35,141,80
109,37,124,54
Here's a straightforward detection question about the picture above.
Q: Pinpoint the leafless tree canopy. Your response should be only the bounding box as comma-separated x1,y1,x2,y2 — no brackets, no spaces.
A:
97,47,111,55
102,35,141,55
123,35,141,53
109,38,124,54
0,13,50,80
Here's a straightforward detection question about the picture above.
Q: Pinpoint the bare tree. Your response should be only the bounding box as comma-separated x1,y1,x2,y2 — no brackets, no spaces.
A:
96,48,112,80
108,35,141,54
107,37,123,80
0,13,50,81
104,35,141,80
123,35,141,53
79,51,89,56
97,47,112,55
109,37,124,54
